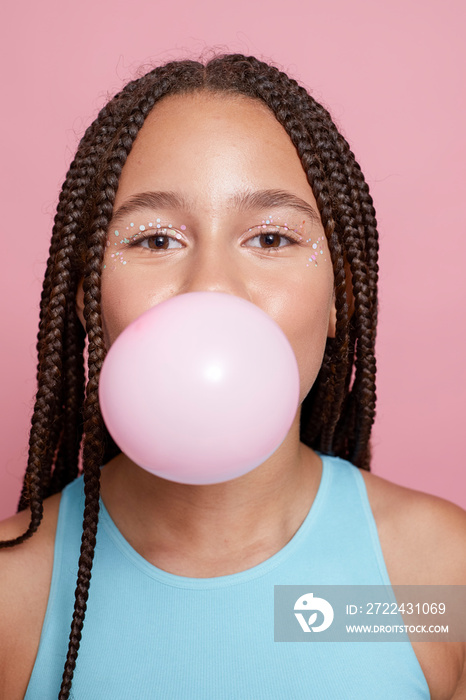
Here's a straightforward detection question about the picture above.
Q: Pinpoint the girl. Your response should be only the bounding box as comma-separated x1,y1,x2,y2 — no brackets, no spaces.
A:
1,54,465,700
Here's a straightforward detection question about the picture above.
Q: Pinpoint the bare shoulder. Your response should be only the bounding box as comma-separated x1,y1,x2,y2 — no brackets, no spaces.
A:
0,492,61,584
0,493,61,699
360,469,466,700
360,469,466,584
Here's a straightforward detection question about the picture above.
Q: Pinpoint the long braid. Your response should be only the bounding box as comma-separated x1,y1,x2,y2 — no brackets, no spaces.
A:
10,103,126,527
16,202,69,513
58,132,143,700
295,88,377,466
47,149,104,495
306,103,378,467
58,212,109,698
6,224,76,543
48,300,86,494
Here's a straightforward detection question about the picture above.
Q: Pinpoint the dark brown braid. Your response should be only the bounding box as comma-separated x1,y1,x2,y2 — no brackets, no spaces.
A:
0,54,379,699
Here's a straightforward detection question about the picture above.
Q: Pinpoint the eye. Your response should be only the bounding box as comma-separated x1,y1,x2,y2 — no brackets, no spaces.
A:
129,230,184,251
246,228,298,250
143,234,183,251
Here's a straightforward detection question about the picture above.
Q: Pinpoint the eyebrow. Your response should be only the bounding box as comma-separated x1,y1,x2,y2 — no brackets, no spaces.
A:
232,189,321,224
110,189,321,227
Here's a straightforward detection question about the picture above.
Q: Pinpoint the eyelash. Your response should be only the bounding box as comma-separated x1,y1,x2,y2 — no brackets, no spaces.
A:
126,227,301,252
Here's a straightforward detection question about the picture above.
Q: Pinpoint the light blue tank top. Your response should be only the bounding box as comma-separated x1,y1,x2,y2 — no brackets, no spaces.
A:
25,455,430,699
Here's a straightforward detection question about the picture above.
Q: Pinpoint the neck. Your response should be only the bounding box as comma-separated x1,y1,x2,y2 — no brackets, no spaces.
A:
99,414,322,577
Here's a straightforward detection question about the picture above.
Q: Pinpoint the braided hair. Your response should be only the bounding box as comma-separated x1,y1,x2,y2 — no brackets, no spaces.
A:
0,54,378,699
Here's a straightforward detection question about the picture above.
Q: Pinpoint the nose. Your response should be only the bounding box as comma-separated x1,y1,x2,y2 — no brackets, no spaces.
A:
179,242,252,301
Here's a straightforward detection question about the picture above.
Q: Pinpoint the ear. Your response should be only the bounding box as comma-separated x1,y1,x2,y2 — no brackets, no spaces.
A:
76,278,86,331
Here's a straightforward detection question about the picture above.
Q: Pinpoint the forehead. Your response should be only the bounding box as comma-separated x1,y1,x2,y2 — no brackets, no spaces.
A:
113,91,315,213
139,90,290,145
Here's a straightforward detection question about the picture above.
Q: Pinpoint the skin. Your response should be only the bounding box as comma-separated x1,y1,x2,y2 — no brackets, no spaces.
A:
0,92,465,699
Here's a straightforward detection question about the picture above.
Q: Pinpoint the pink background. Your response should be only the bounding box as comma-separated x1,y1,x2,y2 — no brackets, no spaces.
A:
1,0,465,518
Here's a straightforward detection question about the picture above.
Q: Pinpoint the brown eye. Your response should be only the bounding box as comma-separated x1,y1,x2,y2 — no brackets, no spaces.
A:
260,233,281,248
147,235,171,250
135,232,183,251
246,229,295,250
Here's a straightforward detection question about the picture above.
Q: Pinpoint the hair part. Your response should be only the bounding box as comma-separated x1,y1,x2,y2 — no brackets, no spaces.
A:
0,54,378,699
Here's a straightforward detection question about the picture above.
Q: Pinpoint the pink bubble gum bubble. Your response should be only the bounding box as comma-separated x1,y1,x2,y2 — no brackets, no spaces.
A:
99,291,300,485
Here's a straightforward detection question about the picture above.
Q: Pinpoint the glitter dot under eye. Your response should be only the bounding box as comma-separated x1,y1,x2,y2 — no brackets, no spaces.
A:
114,230,119,236
180,225,186,231
139,225,145,231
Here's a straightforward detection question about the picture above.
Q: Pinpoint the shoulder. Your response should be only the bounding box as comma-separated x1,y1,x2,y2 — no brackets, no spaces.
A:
361,469,466,700
360,468,466,584
0,493,61,699
0,492,61,584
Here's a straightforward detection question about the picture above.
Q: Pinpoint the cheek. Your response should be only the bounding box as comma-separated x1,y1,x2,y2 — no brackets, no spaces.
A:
100,268,151,347
292,309,331,403
101,262,178,347
270,274,334,404
100,271,127,348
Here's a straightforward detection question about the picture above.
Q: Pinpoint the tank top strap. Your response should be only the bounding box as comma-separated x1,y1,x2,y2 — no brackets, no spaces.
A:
24,477,86,699
315,454,393,586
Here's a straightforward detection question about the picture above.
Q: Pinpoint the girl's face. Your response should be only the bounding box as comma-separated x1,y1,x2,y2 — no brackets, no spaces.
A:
95,92,336,404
